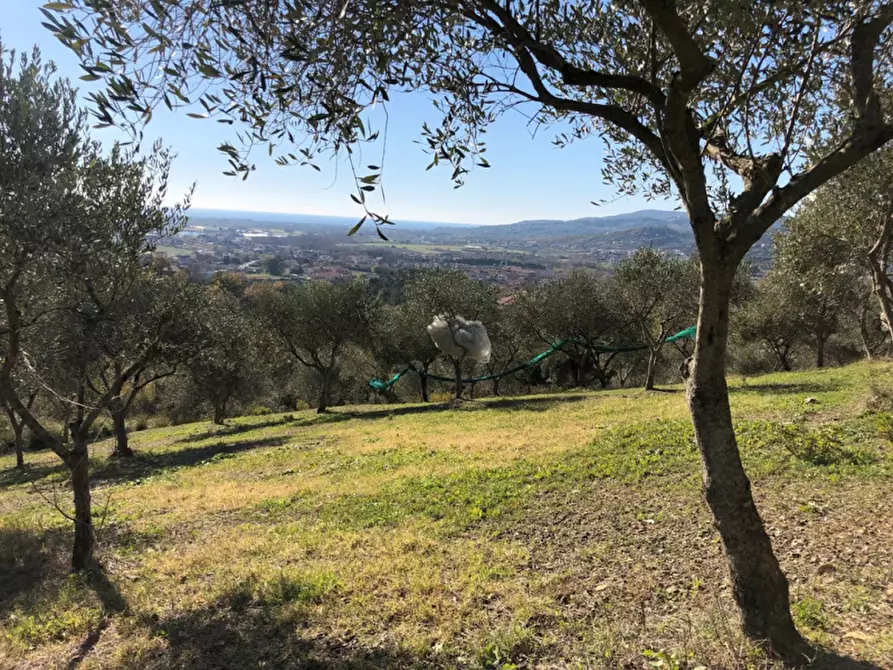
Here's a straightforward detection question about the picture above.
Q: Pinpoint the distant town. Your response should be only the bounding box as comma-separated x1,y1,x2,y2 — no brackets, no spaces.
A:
155,209,773,285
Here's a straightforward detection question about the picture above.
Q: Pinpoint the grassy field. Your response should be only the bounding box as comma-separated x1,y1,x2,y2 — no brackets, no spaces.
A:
2,364,893,669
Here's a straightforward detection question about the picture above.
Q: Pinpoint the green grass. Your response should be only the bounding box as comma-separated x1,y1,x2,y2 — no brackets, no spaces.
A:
2,362,893,668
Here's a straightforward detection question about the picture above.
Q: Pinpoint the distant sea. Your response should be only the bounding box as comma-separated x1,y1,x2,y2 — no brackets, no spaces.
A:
187,208,475,231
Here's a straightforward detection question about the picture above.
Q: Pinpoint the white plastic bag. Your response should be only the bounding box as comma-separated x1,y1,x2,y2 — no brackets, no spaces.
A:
427,314,491,363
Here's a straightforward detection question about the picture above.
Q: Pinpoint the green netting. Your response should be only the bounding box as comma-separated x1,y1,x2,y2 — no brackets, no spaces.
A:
368,325,697,392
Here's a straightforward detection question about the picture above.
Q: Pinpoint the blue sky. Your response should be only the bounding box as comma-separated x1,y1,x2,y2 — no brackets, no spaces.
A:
3,1,677,225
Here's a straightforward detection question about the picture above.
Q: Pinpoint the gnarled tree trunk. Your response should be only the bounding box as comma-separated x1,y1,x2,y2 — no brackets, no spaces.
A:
687,262,809,662
3,404,25,468
13,422,24,468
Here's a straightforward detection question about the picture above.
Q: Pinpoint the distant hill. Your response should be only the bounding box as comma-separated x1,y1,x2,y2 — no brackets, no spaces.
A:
430,209,689,240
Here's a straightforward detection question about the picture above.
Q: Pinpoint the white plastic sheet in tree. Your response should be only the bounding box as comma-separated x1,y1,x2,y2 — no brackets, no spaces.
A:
427,314,491,363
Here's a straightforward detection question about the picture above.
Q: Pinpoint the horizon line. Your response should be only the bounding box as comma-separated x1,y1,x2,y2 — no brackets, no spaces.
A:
184,205,684,227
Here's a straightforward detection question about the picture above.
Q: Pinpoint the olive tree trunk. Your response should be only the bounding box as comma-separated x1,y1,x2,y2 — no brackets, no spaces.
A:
317,370,332,413
213,400,227,425
420,367,430,402
109,396,134,458
452,357,463,400
687,262,809,661
68,440,94,571
3,405,25,468
815,337,827,369
644,347,660,390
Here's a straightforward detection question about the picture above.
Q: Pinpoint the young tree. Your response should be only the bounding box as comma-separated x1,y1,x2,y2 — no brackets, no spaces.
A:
250,280,377,412
0,45,189,569
52,1,893,658
614,249,698,390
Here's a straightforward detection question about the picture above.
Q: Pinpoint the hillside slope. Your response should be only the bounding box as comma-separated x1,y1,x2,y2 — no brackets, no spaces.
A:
2,364,892,669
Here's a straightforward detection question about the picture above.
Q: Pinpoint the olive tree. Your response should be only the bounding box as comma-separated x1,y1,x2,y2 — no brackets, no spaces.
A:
102,269,205,457
0,45,189,569
780,146,893,346
614,249,698,389
400,268,497,399
250,280,377,412
189,281,267,425
771,227,863,368
50,0,893,658
515,270,625,388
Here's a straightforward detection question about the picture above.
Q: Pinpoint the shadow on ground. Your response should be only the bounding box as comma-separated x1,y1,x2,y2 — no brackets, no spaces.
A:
807,650,886,669
135,594,435,670
176,416,298,443
0,435,291,490
91,434,291,484
0,460,63,488
174,394,594,446
731,379,844,396
0,525,69,614
329,393,592,423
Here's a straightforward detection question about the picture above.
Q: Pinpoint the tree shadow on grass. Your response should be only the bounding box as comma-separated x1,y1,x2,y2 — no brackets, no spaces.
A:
1,435,293,490
131,586,440,670
807,649,885,669
0,524,69,614
176,416,299,444
731,379,844,396
66,561,130,670
0,460,65,488
90,434,291,485
331,393,592,423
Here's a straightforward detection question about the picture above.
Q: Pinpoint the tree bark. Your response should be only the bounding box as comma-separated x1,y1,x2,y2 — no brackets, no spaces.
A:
492,376,500,396
111,408,133,457
644,348,659,390
420,368,430,403
687,263,809,663
859,302,874,360
3,405,25,468
452,358,463,399
109,395,134,458
773,344,792,372
815,337,826,369
13,422,24,468
317,370,331,413
213,401,227,425
68,440,94,571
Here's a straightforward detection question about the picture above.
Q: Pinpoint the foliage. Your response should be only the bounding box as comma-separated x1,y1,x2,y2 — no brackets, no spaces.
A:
188,283,268,424
249,279,378,411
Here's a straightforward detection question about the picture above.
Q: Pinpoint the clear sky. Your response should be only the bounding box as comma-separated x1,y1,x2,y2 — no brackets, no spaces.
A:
2,1,677,225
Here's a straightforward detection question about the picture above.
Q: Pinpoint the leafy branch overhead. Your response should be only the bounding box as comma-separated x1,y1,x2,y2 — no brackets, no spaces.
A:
44,0,893,240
